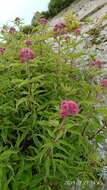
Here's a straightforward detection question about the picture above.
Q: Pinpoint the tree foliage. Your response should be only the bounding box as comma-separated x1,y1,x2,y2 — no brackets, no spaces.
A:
31,0,75,22
48,0,74,17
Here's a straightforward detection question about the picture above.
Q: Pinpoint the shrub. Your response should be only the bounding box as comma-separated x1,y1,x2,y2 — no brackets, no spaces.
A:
0,13,107,190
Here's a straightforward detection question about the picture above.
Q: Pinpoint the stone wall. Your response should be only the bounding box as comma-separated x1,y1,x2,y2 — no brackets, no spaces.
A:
50,0,107,24
50,0,107,72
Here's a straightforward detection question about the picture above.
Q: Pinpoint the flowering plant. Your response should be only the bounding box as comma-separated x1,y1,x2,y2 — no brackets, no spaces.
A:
0,13,107,190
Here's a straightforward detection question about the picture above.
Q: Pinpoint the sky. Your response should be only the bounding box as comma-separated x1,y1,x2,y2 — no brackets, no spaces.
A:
0,0,50,26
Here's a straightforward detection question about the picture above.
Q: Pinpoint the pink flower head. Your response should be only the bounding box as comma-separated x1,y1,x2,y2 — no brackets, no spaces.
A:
54,21,65,31
15,17,20,22
20,48,35,63
74,28,81,35
53,21,66,36
25,39,32,46
9,27,16,33
60,100,79,118
91,59,102,68
100,79,107,88
0,48,5,55
39,18,48,25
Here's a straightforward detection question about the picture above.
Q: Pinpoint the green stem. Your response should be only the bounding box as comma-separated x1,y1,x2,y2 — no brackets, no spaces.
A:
54,117,66,142
90,125,105,140
26,62,33,112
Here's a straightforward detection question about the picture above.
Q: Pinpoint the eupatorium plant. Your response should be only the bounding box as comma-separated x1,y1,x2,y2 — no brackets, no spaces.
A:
0,13,107,190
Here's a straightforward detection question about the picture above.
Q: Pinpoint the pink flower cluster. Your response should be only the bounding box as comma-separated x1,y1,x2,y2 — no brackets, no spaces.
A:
0,48,5,55
25,40,32,47
9,27,16,33
53,21,66,36
15,17,20,22
60,100,79,118
100,79,107,88
91,59,102,68
39,18,48,25
20,48,35,63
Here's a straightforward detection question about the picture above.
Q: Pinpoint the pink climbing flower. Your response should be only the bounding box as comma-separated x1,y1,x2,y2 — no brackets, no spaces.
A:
9,27,16,33
39,18,48,25
0,48,5,55
25,40,32,46
100,79,107,88
91,59,102,68
74,28,81,35
20,48,35,63
60,100,79,118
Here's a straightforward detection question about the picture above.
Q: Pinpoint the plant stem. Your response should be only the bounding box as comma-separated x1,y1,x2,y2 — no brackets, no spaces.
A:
90,125,106,140
26,62,33,112
54,117,66,142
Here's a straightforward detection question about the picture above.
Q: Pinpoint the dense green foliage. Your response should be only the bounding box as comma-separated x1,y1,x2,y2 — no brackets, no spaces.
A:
0,14,107,189
48,0,74,17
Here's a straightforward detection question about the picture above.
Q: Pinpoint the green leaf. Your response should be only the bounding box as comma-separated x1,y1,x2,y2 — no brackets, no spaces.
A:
16,97,27,110
0,150,17,161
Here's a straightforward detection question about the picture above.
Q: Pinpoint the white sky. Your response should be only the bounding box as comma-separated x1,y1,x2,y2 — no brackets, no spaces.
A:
0,0,50,26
